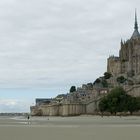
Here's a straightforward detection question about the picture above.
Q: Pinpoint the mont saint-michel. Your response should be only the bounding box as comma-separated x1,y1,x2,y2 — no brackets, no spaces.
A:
30,12,140,116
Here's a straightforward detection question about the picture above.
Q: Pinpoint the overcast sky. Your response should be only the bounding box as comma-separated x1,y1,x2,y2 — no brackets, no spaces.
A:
0,0,139,112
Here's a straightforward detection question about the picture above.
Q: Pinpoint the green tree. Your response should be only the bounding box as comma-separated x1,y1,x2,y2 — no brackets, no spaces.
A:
87,83,93,87
116,76,126,84
104,72,112,79
70,86,76,93
99,97,108,114
127,97,138,115
93,78,101,84
99,87,129,114
102,79,108,87
136,97,140,109
99,87,140,115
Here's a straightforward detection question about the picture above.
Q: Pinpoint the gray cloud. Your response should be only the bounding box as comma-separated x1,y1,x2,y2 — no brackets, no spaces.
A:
0,0,139,92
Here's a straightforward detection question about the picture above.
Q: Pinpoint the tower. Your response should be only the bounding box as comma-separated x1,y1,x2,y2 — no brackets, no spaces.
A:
108,10,140,77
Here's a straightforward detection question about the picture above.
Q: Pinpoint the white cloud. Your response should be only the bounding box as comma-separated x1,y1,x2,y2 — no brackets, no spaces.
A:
0,99,30,112
0,99,17,106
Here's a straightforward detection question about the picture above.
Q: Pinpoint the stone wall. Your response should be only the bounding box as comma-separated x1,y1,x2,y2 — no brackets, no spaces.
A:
39,104,60,116
61,104,86,116
31,103,86,116
86,101,97,114
126,84,140,97
30,106,43,116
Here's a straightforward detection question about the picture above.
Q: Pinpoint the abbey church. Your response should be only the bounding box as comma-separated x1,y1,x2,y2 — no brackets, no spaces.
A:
108,11,140,79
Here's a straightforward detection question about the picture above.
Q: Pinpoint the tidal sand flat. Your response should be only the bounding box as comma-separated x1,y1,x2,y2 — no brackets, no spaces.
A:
0,116,140,140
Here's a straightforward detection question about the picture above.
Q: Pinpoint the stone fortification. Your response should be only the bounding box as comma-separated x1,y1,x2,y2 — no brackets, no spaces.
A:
31,103,86,116
30,84,108,116
30,11,140,116
125,84,140,97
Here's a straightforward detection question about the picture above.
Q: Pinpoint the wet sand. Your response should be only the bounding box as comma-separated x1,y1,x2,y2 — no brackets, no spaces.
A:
0,116,140,140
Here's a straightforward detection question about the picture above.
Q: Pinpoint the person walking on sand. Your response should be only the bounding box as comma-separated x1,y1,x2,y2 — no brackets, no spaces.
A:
27,114,30,124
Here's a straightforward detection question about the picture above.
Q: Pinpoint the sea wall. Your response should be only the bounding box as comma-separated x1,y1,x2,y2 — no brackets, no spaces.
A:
62,104,86,116
31,103,86,116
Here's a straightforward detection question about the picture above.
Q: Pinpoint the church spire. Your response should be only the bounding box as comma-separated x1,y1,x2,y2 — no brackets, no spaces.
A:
134,9,138,30
131,9,140,39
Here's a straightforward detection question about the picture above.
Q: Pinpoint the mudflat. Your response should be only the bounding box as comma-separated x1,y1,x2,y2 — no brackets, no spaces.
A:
0,116,140,140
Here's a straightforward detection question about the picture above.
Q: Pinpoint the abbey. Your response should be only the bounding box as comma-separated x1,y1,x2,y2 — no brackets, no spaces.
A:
108,11,140,80
30,12,140,116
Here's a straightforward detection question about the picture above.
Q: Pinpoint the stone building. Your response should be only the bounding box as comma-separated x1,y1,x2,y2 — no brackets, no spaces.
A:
107,11,140,78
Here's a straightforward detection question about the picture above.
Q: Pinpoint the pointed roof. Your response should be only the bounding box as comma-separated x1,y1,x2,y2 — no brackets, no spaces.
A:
131,9,140,39
134,9,138,30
